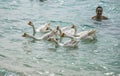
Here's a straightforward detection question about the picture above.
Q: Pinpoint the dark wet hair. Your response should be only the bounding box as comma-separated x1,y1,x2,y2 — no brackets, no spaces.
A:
96,6,103,12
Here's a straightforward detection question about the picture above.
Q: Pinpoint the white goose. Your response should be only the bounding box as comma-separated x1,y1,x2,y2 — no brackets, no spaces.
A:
56,24,96,40
28,21,60,40
28,21,52,34
48,37,79,48
36,22,52,33
40,30,59,40
56,25,77,36
61,29,96,41
75,29,96,40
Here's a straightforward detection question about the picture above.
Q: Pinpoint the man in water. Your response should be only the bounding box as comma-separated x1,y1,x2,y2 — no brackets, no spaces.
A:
92,6,108,21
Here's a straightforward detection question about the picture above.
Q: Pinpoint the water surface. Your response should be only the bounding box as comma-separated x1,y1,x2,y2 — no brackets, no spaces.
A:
0,0,120,76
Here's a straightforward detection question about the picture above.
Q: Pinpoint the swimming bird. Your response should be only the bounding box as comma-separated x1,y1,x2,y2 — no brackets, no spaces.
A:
60,29,96,41
48,37,79,48
75,29,96,40
57,25,96,41
40,30,59,40
56,25,77,36
36,22,53,33
28,21,52,34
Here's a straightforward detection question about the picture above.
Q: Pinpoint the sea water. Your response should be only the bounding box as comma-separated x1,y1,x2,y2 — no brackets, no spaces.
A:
0,0,120,76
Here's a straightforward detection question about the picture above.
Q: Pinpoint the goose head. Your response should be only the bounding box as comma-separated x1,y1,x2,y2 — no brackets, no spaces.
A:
56,26,60,30
37,22,52,32
22,33,28,37
22,32,34,38
47,37,52,41
46,27,49,30
28,21,34,26
45,26,52,31
71,24,77,35
27,21,36,36
45,22,51,29
61,33,66,37
56,25,63,35
71,24,76,29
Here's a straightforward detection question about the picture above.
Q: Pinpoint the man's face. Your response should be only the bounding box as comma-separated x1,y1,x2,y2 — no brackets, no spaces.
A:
96,8,102,16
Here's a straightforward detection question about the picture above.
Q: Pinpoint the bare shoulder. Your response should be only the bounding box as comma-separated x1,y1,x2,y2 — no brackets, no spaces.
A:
102,16,108,20
92,16,96,20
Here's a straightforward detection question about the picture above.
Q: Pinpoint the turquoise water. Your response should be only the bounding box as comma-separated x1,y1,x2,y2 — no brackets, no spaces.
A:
0,0,120,76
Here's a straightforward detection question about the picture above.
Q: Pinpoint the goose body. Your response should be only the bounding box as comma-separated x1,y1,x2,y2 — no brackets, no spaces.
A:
36,22,52,33
75,29,96,40
62,39,79,47
25,21,59,41
28,21,52,35
61,29,96,41
48,37,79,48
40,30,58,40
56,25,77,36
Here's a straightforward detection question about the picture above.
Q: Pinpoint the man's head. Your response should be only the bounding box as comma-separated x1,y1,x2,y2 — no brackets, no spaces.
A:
96,6,103,16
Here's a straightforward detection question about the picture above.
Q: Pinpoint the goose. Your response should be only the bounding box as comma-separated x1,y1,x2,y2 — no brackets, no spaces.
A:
57,25,96,41
28,21,59,39
28,21,52,34
47,37,79,48
40,30,59,40
56,24,96,40
75,29,96,40
61,29,96,41
36,22,52,33
56,25,77,36
64,25,77,36
66,25,96,40
67,26,96,40
24,21,59,41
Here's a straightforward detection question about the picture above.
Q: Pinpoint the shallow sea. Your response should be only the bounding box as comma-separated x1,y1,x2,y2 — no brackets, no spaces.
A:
0,0,120,76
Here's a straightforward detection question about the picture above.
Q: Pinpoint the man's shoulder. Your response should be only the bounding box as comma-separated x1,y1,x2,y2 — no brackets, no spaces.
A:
102,16,108,20
92,16,96,19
